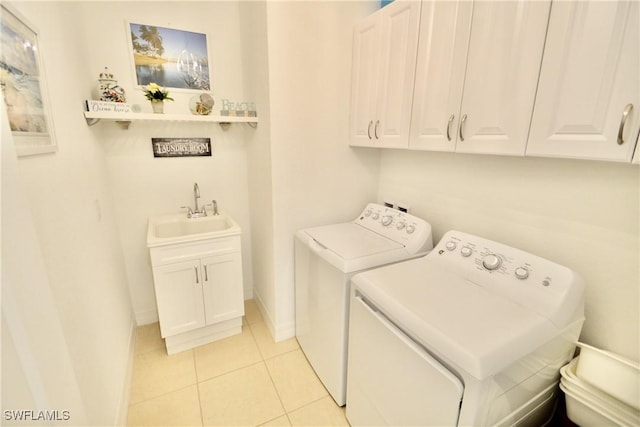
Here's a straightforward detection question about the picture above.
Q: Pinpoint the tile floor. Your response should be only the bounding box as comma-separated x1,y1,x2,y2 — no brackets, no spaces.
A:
127,300,350,426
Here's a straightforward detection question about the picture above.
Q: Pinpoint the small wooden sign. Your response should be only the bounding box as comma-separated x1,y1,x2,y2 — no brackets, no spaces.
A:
151,138,212,157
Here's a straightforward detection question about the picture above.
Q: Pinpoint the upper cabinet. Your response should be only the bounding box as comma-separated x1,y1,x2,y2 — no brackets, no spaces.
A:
349,1,421,148
409,0,551,156
527,1,639,162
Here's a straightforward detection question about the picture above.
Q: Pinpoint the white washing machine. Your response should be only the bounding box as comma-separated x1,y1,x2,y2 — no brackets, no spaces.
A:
295,203,433,406
346,230,585,426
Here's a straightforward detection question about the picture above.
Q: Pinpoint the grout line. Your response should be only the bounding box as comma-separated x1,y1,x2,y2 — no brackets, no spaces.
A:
192,350,205,427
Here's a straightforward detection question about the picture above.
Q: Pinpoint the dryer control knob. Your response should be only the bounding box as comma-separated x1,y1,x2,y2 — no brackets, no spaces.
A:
446,241,457,251
461,246,472,257
396,222,406,230
406,224,416,234
483,254,501,270
372,213,380,220
515,267,529,280
364,209,372,217
381,215,393,226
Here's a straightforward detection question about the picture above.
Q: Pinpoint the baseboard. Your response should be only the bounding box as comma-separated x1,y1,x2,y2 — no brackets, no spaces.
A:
134,308,158,326
115,312,136,426
252,290,295,343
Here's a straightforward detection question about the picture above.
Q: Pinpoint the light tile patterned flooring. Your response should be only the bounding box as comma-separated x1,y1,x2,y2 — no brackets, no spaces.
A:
127,300,350,426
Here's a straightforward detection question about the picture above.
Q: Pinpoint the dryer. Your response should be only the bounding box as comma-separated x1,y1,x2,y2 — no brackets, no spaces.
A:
295,203,433,406
346,230,585,426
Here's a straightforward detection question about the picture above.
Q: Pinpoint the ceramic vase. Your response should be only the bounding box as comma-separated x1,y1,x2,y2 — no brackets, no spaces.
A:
97,67,126,103
151,101,164,114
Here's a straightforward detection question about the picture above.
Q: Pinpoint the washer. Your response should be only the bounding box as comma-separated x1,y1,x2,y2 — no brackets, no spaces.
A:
295,203,433,406
346,230,585,426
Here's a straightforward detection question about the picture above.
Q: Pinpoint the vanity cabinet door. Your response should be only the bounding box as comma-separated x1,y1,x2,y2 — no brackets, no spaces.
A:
202,252,244,325
527,1,639,162
153,260,206,338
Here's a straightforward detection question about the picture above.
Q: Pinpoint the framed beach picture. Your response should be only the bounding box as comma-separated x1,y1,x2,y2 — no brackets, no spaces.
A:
0,4,57,156
127,22,211,91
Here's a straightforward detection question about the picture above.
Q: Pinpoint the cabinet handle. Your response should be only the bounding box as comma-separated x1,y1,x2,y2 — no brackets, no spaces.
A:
367,120,373,140
374,120,380,139
194,266,199,284
459,114,467,142
204,264,209,282
617,104,634,145
446,114,455,141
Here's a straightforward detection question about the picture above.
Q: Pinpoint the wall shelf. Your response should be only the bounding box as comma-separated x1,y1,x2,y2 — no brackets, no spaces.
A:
83,111,259,130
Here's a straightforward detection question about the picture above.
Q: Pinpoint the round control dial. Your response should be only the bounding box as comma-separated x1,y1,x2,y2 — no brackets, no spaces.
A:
446,241,457,251
396,222,406,230
364,209,372,217
406,224,416,234
372,213,380,220
461,246,472,257
515,267,529,280
381,215,393,226
482,254,502,270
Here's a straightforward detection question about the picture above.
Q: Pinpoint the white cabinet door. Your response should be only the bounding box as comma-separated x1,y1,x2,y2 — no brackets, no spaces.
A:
349,13,380,147
456,0,551,156
527,1,639,162
349,1,421,148
202,253,244,325
409,1,472,152
153,260,205,338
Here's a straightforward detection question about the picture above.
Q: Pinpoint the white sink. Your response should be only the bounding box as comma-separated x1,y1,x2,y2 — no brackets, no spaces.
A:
147,212,241,246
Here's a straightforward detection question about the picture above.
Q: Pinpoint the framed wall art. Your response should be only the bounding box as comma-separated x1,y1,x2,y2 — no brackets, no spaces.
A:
0,4,57,156
127,22,211,91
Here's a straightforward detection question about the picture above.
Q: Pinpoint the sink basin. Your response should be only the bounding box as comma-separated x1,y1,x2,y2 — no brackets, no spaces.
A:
147,212,241,246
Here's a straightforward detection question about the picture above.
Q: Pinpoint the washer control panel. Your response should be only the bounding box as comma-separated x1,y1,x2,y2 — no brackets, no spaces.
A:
431,230,584,327
355,203,433,255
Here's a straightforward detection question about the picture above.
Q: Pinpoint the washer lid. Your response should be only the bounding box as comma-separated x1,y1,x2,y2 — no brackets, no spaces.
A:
304,223,403,260
352,257,564,380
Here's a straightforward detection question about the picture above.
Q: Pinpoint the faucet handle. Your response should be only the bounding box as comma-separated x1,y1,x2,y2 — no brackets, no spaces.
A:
180,206,194,218
212,200,219,216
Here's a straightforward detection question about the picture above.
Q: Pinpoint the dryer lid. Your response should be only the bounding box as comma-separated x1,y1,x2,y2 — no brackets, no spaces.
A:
352,258,570,380
304,223,403,260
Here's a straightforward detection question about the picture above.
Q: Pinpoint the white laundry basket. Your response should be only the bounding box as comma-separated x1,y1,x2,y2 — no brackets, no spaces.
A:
559,344,640,427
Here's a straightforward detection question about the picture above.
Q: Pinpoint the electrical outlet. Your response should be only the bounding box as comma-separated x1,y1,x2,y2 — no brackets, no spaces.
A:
396,203,411,213
383,200,396,209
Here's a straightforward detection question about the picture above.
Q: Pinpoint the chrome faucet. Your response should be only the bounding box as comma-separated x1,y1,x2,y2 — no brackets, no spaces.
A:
194,182,201,213
181,182,207,218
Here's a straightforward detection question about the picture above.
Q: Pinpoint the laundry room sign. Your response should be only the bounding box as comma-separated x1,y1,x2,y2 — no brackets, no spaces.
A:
151,137,211,157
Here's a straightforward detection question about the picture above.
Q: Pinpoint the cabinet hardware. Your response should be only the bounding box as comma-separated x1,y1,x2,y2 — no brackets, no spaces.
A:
446,114,455,141
367,120,373,140
459,114,467,142
204,264,209,281
375,120,380,139
617,104,634,145
195,266,199,284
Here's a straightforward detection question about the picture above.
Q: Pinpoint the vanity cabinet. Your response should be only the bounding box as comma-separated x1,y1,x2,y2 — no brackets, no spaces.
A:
349,0,421,148
149,236,244,354
409,0,550,156
526,1,639,162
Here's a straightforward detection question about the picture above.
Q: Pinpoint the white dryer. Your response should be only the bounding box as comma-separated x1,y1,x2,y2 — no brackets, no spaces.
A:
346,230,585,426
295,203,433,406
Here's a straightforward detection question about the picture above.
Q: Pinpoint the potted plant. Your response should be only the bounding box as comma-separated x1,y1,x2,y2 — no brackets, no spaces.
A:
143,83,173,113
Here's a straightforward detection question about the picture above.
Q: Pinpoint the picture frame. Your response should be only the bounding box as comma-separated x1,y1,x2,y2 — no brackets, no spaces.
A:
127,22,211,92
0,4,57,156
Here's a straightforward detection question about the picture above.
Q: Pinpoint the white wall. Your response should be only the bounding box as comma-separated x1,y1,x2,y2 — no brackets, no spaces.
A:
3,2,135,424
377,150,640,360
259,1,381,339
74,1,255,324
